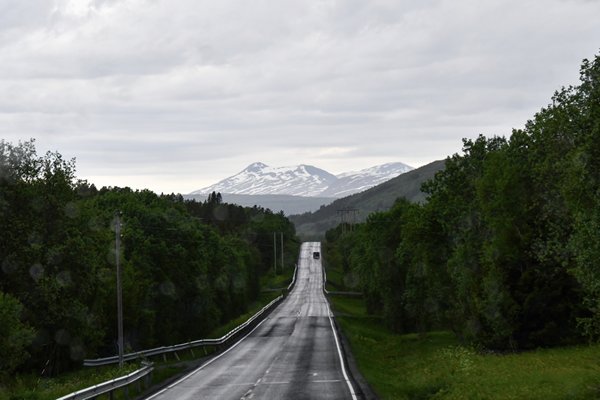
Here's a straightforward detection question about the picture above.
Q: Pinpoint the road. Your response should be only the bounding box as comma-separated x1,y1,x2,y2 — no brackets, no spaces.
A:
146,242,358,400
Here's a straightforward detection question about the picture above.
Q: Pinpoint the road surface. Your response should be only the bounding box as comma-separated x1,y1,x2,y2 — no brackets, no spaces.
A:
146,242,358,400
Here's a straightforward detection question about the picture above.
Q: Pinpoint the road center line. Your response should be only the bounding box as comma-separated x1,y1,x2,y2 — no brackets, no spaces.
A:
145,316,272,400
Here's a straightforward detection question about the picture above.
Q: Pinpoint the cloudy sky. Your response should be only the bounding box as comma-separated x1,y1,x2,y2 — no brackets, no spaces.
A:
1,0,599,194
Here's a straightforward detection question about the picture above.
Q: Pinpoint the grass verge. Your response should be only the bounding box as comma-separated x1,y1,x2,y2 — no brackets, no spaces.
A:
0,363,140,400
330,296,600,400
260,267,295,290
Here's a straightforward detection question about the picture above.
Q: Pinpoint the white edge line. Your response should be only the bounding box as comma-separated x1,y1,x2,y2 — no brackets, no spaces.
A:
321,253,358,400
144,312,272,400
327,305,358,400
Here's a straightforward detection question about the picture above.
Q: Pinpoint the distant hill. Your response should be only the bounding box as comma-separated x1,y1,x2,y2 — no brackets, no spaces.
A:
183,193,336,215
289,159,445,239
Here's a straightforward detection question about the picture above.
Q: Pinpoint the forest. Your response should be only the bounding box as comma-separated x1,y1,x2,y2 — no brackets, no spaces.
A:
0,143,297,378
325,53,600,351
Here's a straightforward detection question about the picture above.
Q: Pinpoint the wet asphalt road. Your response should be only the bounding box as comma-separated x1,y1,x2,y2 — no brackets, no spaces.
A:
146,242,357,400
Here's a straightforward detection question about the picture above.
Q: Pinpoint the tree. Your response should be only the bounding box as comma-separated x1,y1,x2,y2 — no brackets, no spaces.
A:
0,291,35,377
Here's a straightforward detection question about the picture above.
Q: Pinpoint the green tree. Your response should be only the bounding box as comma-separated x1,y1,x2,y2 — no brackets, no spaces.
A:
0,291,35,377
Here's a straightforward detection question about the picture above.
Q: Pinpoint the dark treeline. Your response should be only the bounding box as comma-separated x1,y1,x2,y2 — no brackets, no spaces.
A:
325,54,600,351
0,142,297,377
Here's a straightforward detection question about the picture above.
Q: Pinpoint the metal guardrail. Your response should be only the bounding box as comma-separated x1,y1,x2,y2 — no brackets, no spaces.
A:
70,257,300,399
323,265,329,294
84,294,284,367
287,262,298,291
57,363,154,400
261,263,298,293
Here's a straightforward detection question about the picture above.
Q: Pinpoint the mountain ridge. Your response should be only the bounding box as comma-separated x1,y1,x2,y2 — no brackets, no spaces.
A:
191,161,413,198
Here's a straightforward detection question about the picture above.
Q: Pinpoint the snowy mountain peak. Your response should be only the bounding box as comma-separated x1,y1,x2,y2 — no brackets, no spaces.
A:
244,162,269,172
191,163,338,197
190,161,413,198
336,162,413,179
322,162,413,197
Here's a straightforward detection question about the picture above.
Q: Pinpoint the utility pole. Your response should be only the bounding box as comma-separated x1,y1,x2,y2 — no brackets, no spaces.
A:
273,232,277,274
115,212,124,368
280,232,284,270
337,208,359,234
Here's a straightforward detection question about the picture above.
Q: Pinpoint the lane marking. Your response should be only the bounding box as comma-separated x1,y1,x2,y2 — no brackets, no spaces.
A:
147,242,353,399
147,245,310,399
240,377,263,400
320,247,359,400
145,316,272,399
148,246,314,399
238,378,344,387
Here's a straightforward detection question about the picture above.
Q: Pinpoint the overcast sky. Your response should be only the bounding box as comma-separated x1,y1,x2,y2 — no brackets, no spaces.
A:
1,0,599,194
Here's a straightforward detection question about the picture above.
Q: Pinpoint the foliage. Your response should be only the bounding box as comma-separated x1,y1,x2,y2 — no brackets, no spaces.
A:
0,291,35,377
0,363,139,400
325,53,600,349
0,139,297,377
330,296,600,400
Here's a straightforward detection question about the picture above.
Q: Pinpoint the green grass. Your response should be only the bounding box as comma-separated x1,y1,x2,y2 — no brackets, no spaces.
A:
0,363,139,400
260,267,295,290
330,296,600,400
325,265,346,291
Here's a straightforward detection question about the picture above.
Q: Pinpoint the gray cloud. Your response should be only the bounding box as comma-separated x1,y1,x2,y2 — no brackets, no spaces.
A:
1,0,600,193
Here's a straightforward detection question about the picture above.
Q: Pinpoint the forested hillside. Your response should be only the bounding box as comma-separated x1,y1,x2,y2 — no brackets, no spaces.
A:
325,53,600,350
0,142,297,378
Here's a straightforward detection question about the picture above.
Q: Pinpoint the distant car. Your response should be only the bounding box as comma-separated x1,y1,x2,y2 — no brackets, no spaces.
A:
312,251,320,259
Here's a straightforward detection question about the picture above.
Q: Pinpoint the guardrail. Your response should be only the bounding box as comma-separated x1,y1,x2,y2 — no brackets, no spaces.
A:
57,363,154,400
84,294,283,367
287,262,298,291
71,256,300,400
323,265,328,294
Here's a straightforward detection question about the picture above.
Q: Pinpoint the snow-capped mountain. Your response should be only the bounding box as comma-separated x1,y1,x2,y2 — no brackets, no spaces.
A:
320,162,414,197
190,161,414,198
191,162,338,197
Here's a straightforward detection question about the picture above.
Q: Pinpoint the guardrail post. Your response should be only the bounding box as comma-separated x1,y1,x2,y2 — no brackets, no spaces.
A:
174,351,180,361
145,371,152,389
109,390,114,400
